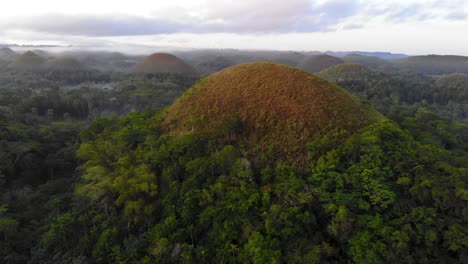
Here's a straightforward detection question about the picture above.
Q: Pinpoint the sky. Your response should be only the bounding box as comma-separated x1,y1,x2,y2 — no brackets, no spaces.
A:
0,0,467,55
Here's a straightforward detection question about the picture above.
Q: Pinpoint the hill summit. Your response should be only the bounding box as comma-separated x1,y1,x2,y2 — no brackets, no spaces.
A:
134,52,197,75
46,57,86,71
0,47,16,60
299,54,344,73
14,51,46,69
164,62,383,164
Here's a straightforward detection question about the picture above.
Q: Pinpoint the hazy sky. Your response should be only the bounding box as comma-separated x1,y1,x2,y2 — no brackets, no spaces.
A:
1,0,467,55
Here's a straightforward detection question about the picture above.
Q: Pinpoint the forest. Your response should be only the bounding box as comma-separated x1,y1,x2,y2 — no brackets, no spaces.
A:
0,49,467,264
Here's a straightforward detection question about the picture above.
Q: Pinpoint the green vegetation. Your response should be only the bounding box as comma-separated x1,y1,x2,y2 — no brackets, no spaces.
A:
0,55,467,264
393,55,468,75
30,110,467,263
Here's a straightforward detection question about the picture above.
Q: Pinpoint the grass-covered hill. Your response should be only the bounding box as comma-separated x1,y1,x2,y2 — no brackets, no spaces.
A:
318,63,399,98
134,53,198,76
0,47,17,61
394,55,468,75
194,56,237,75
13,51,46,70
45,57,87,72
299,54,344,73
269,52,306,67
164,62,383,164
342,54,395,72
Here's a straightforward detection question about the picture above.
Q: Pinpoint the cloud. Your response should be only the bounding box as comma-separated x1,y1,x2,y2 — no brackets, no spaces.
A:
446,11,468,21
2,14,185,36
0,0,362,36
365,0,468,23
0,0,466,38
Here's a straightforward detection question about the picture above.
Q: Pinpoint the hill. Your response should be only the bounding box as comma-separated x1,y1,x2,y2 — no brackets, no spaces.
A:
434,73,468,106
13,51,46,69
318,63,397,98
164,62,383,164
394,55,468,74
134,52,197,75
318,63,438,105
325,51,408,60
45,57,87,71
195,56,237,75
342,54,395,71
299,54,344,72
270,51,306,67
32,49,49,58
0,47,16,61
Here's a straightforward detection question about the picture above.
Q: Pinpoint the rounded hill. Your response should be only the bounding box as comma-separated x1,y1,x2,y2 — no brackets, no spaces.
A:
319,63,401,100
394,55,468,74
319,63,383,80
299,54,344,73
0,47,17,60
342,54,394,71
46,57,86,71
163,62,383,164
196,56,237,75
14,51,46,69
134,53,197,75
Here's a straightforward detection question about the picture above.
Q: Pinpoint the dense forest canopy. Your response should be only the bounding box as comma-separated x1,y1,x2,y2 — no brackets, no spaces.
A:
0,49,467,263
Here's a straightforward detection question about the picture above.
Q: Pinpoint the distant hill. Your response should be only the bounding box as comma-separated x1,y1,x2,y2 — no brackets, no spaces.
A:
13,51,46,70
164,62,382,164
325,51,408,60
299,54,344,73
394,55,468,75
195,56,237,75
269,52,306,67
318,63,400,99
0,47,17,61
32,49,49,58
134,53,197,76
45,57,87,71
342,54,395,72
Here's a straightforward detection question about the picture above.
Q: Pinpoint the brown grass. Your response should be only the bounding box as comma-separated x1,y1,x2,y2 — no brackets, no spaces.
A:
163,62,383,164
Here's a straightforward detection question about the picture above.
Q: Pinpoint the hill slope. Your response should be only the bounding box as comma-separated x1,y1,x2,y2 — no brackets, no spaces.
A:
46,57,87,71
342,54,394,72
434,73,468,105
164,62,383,164
134,52,197,75
299,54,344,72
0,47,16,61
195,56,237,75
394,55,468,74
14,51,46,69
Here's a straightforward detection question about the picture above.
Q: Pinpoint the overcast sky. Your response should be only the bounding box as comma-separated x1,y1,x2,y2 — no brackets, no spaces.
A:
1,0,467,55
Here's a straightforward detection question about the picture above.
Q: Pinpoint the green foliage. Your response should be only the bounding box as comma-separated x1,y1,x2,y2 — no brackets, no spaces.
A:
223,113,244,139
1,59,468,263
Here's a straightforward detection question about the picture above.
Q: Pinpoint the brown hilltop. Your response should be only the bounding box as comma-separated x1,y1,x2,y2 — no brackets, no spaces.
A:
299,54,344,73
134,53,197,75
163,62,383,164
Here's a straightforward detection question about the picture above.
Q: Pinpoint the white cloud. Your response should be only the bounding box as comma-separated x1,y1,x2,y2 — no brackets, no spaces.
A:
0,0,467,54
